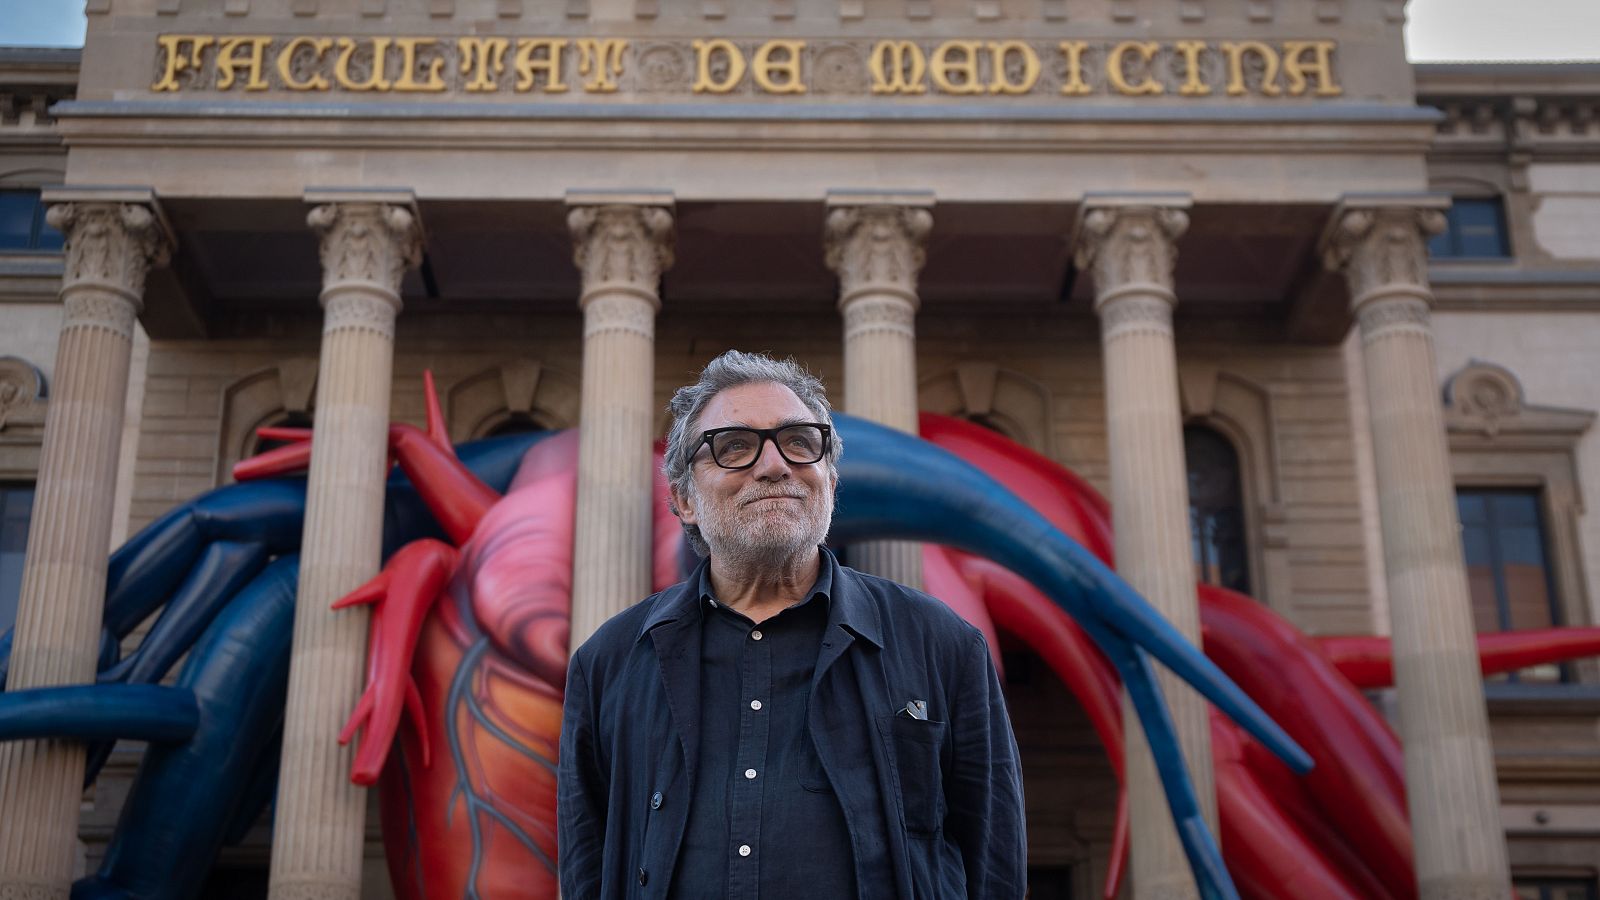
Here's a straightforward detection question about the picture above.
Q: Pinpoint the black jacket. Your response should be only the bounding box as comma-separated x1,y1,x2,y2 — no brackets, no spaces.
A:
558,555,1027,899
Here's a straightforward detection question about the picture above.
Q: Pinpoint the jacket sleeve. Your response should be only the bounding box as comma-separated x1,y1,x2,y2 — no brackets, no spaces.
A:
946,629,1028,900
558,653,607,899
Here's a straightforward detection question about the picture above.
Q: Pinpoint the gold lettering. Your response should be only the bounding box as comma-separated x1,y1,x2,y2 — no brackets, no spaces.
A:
1282,40,1342,96
929,40,983,95
1107,41,1163,96
333,37,393,91
1221,41,1281,96
987,41,1039,94
752,39,805,94
1057,41,1090,95
393,37,446,92
153,35,213,92
1173,40,1210,96
869,40,926,95
575,38,627,93
215,36,272,91
459,37,509,92
692,39,746,93
514,38,569,92
276,37,331,91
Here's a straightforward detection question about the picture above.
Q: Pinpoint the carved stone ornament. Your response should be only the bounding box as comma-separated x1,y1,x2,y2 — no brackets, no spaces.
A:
1444,361,1523,435
0,357,46,432
1074,205,1188,308
305,202,423,304
823,205,933,306
566,204,674,306
1322,206,1446,311
46,202,172,310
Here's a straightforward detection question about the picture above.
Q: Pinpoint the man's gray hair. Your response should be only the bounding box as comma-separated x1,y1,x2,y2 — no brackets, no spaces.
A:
663,350,843,556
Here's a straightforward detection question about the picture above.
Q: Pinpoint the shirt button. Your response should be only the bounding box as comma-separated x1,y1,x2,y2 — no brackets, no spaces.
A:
744,768,757,779
750,699,762,711
650,791,663,810
750,630,763,641
638,867,649,885
738,844,752,857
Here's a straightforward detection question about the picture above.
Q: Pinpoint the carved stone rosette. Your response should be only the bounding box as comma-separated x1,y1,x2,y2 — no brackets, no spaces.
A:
1326,203,1512,896
567,204,674,311
1077,200,1214,900
0,201,169,895
567,202,674,647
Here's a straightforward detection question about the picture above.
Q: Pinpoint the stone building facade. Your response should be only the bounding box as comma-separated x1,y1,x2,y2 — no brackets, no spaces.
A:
0,2,1596,898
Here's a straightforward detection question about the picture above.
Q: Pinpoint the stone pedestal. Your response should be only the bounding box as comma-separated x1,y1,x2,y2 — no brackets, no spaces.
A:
825,194,933,589
1324,198,1510,900
0,195,171,900
567,195,674,648
1076,196,1214,900
267,196,421,900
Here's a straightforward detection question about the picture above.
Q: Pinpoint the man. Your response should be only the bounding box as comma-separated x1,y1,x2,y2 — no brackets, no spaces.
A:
558,350,1026,899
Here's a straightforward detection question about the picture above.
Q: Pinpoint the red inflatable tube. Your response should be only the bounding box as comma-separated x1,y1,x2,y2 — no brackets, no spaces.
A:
1316,628,1600,689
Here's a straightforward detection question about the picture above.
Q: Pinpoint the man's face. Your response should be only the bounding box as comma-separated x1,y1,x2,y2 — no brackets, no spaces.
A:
672,381,836,566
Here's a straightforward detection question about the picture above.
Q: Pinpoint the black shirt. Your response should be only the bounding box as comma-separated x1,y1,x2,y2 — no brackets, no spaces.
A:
667,556,858,899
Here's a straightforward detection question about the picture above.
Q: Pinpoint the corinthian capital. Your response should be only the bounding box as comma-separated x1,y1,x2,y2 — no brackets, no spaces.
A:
567,204,675,308
306,202,424,305
824,204,933,307
1322,205,1447,312
1073,203,1189,309
47,201,173,310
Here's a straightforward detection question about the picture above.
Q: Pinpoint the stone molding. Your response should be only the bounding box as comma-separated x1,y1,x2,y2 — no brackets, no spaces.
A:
46,202,172,318
1322,205,1446,313
580,292,657,340
1355,296,1432,344
1097,293,1175,341
446,360,579,442
824,204,932,308
918,361,1052,454
840,293,916,341
0,357,46,434
321,292,398,339
306,201,422,309
1074,204,1188,310
567,203,674,308
215,359,319,483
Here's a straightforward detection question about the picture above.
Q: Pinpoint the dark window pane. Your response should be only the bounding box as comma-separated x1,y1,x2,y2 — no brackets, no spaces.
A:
1185,425,1250,596
1429,197,1511,259
33,202,63,251
0,483,35,633
0,193,36,250
1455,488,1564,682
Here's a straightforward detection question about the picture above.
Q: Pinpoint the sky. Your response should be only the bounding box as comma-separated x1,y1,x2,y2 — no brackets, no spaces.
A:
2,0,1599,62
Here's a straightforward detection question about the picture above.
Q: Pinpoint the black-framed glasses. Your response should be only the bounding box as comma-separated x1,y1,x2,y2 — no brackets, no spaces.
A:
693,423,832,470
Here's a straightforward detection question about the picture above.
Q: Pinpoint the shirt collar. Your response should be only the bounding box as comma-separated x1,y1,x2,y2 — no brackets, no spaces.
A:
636,546,876,645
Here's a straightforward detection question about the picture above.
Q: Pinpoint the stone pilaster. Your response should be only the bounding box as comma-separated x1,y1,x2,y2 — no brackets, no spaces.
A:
567,195,674,648
1076,196,1213,900
267,196,421,900
1324,199,1510,900
0,196,171,900
825,194,933,589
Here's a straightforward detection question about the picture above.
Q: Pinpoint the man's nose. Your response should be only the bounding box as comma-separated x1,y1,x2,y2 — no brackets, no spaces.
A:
751,436,793,480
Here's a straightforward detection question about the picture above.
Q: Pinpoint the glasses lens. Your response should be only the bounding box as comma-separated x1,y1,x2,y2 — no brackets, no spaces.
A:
775,425,825,464
710,429,762,468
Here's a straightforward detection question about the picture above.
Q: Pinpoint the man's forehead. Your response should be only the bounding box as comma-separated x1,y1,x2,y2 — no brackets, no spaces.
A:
697,381,813,427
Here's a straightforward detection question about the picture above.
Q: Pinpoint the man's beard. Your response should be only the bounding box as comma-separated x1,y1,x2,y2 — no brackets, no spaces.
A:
692,481,834,569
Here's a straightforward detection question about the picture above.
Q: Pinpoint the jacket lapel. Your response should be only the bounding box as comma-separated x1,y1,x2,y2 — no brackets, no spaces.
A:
649,606,703,784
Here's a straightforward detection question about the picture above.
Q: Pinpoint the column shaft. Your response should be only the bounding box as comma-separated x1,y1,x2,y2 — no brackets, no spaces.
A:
1330,205,1509,900
269,202,419,900
0,201,168,899
1078,202,1214,900
567,203,673,647
826,202,932,588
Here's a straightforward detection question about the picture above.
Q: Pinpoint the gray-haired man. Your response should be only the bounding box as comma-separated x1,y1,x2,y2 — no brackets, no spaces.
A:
558,350,1026,899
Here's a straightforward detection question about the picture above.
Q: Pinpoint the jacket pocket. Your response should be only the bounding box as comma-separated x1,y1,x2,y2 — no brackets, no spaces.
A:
878,714,948,837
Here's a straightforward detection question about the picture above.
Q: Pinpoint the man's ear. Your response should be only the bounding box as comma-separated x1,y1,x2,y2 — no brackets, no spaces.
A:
670,483,698,526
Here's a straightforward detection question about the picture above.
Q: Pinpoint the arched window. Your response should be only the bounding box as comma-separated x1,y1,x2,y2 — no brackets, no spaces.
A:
1185,424,1251,595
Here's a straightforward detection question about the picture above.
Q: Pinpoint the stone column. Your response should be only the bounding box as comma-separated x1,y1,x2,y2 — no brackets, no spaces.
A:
1324,197,1510,900
268,194,421,900
0,193,171,900
567,193,674,647
824,193,934,589
1075,195,1214,900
